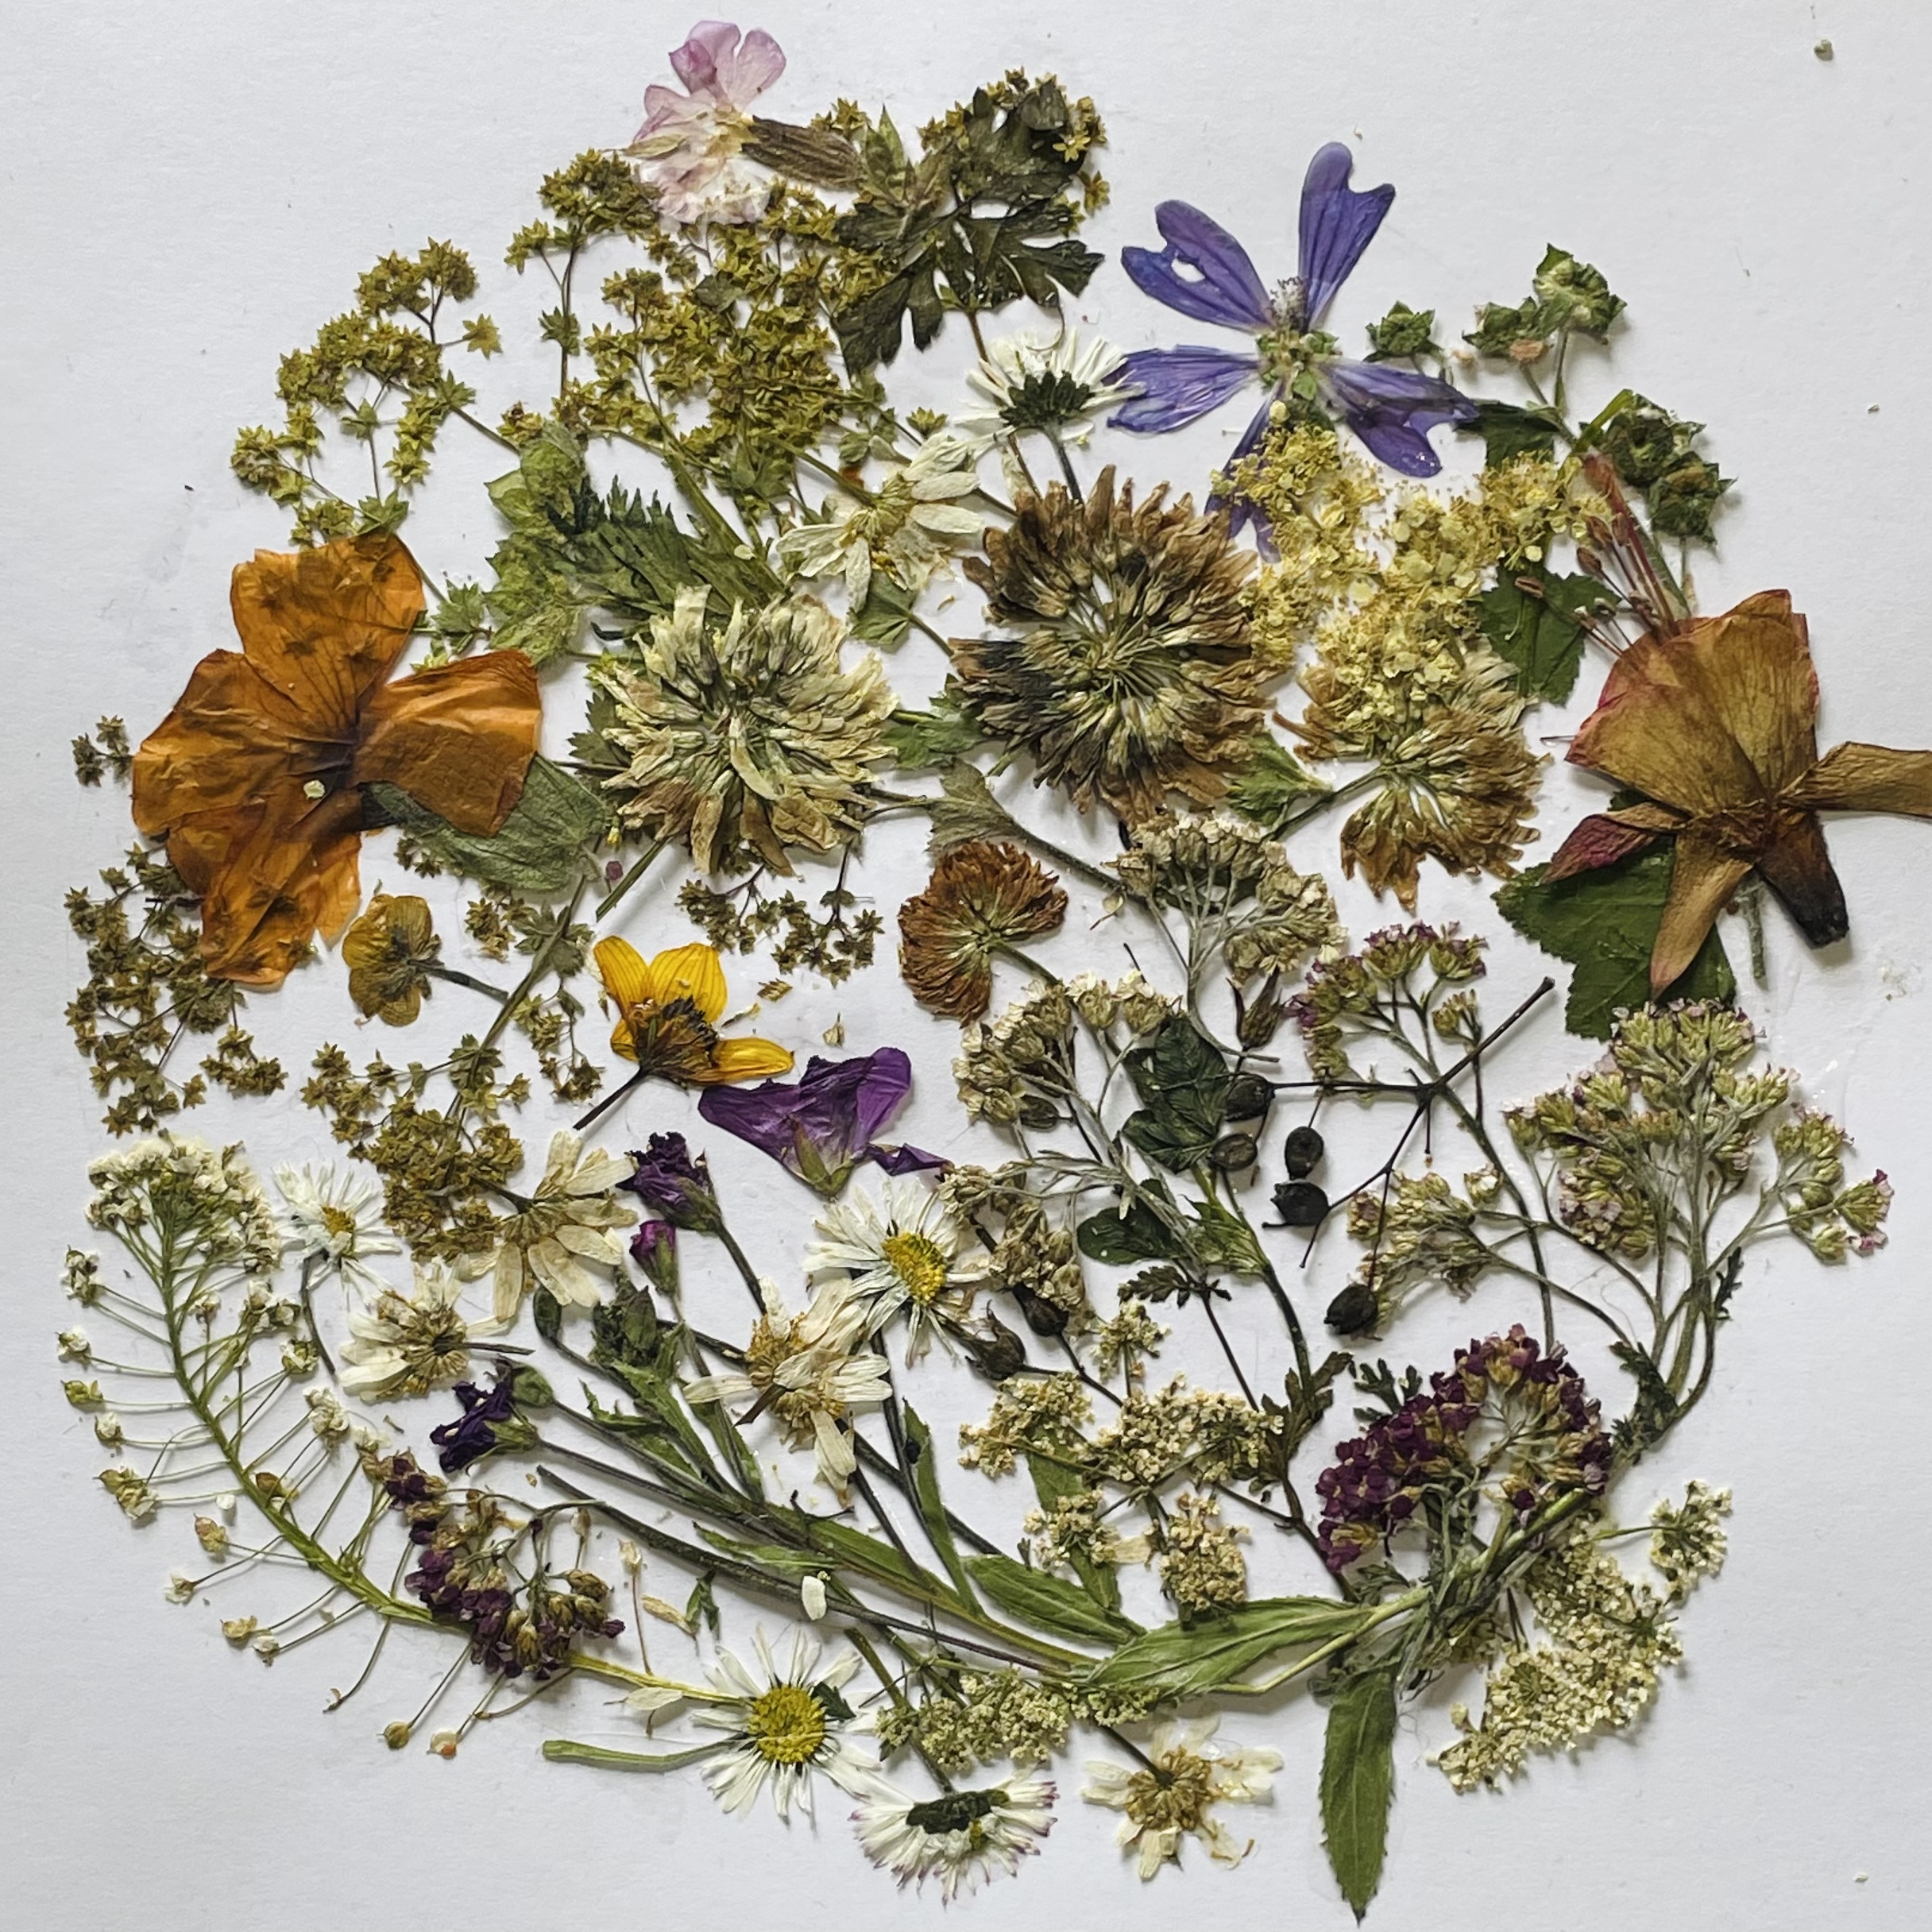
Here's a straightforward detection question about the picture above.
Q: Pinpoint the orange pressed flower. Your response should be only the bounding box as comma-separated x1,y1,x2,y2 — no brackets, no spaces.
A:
1550,589,1932,991
592,937,794,1088
130,534,541,987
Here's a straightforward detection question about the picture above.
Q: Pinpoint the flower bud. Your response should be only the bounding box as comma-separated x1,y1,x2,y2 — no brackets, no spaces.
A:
960,1310,1029,1381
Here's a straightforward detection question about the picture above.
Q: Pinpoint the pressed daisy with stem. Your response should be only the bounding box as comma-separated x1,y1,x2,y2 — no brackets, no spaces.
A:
853,1776,1057,1899
274,1161,398,1295
338,1262,504,1400
805,1177,989,1361
469,1128,637,1322
1084,1716,1281,1879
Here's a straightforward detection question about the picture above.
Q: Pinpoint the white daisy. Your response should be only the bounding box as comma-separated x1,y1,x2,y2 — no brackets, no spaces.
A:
805,1177,990,1361
685,1279,888,1493
273,1161,399,1293
693,1629,882,1818
956,327,1130,446
776,433,985,609
854,1778,1057,1899
338,1262,504,1400
1083,1716,1281,1879
466,1129,638,1323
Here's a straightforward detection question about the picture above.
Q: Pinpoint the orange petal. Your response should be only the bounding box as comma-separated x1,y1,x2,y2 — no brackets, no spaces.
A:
354,651,540,836
1649,836,1752,995
173,783,366,987
647,942,729,1022
699,1036,797,1084
230,534,424,724
1789,742,1932,817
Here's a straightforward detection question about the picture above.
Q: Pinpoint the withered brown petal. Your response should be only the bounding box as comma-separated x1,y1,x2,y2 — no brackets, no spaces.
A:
1788,741,1932,817
1547,813,1666,881
1753,809,1848,952
1650,835,1753,995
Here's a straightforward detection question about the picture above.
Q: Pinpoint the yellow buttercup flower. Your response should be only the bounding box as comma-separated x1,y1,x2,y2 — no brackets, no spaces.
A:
593,937,794,1088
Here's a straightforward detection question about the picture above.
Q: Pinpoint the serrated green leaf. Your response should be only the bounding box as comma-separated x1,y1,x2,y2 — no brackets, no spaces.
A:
1476,566,1606,703
1462,397,1563,466
964,1553,1140,1646
1494,845,1735,1039
1225,737,1330,833
1121,1017,1232,1173
904,1405,978,1608
885,690,986,769
1321,1667,1399,1920
1084,1595,1374,1697
367,755,605,896
849,574,915,648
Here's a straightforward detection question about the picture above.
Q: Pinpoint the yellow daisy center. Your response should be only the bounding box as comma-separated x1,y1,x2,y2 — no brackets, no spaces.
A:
1126,1753,1215,1834
744,1682,828,1765
319,1205,358,1240
881,1230,949,1304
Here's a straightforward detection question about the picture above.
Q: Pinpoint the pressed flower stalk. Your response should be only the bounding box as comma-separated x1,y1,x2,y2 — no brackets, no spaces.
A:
1551,589,1932,988
131,534,540,985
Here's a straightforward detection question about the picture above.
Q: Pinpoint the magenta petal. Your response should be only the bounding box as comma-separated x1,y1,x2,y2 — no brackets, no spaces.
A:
1108,346,1262,431
1297,142,1394,326
1121,202,1273,330
669,20,742,96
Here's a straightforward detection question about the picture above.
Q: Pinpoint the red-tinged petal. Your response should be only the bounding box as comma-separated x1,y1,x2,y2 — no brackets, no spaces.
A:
1547,813,1663,881
1788,741,1932,817
1649,837,1753,995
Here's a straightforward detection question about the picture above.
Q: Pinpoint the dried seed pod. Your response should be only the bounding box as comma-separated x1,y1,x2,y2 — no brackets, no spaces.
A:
1282,1125,1326,1177
1324,1281,1380,1335
1209,1131,1258,1173
1271,1180,1330,1227
1014,1288,1068,1336
1223,1072,1273,1121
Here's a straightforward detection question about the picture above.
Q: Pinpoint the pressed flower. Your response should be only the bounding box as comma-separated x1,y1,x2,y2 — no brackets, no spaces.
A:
338,1262,503,1400
621,1130,724,1231
805,1177,991,1361
600,588,892,875
131,534,539,985
776,435,985,610
958,328,1129,444
954,468,1265,822
1549,589,1932,990
472,1128,638,1322
1083,1717,1281,1879
697,1048,942,1196
592,937,793,1087
429,1378,528,1472
627,20,786,226
692,1631,880,1818
853,1779,1057,1899
898,841,1068,1021
341,891,439,1024
1109,145,1478,513
273,1161,399,1293
685,1279,887,1491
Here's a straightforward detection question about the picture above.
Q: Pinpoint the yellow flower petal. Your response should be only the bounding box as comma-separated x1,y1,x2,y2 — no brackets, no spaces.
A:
701,1036,796,1084
647,941,728,1022
593,937,654,1011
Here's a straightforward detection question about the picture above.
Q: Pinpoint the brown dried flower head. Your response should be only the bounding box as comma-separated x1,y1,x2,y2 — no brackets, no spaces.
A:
898,841,1068,1021
954,468,1264,823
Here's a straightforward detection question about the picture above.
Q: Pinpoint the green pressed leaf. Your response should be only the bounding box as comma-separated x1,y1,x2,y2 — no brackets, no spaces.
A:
1475,566,1606,703
904,1405,979,1609
1028,1455,1120,1614
368,755,606,896
1076,1191,1186,1266
964,1553,1140,1646
1494,846,1736,1039
1121,1017,1232,1173
1185,1195,1267,1277
850,574,915,649
1320,1667,1399,1920
811,1516,958,1604
1463,397,1563,466
1225,737,1330,833
884,690,985,769
1085,1597,1372,1697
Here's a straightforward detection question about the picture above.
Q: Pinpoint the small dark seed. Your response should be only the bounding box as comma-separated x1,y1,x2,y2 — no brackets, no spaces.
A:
1325,1281,1380,1334
1271,1180,1330,1227
1209,1131,1258,1173
1223,1072,1273,1121
1282,1125,1327,1177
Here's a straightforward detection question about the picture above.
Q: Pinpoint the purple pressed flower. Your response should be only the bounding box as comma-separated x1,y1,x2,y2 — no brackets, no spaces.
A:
431,1380,520,1474
697,1047,945,1197
622,1131,724,1235
629,1218,680,1293
1109,142,1477,505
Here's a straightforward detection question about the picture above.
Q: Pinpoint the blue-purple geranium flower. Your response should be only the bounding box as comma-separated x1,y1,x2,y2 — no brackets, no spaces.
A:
697,1047,943,1197
1110,143,1477,508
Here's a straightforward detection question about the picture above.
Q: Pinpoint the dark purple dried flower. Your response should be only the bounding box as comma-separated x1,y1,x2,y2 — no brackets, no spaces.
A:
1108,143,1478,534
629,1217,679,1293
430,1380,521,1473
621,1131,724,1233
697,1047,944,1196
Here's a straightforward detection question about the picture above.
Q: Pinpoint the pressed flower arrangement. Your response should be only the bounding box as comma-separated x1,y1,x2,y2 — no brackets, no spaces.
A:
56,21,1922,1917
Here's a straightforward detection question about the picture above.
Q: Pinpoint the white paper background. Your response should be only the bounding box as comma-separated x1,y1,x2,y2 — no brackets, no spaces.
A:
5,3,1930,1926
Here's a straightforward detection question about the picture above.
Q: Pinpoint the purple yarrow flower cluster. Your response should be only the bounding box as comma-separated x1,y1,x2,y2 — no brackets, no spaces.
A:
1316,1326,1610,1573
1109,143,1478,538
697,1047,944,1197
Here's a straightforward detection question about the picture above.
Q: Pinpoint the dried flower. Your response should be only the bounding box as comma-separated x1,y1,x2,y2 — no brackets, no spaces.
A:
600,588,891,875
853,1779,1056,1899
342,892,439,1024
592,937,793,1088
955,469,1264,822
1084,1717,1281,1879
339,1262,503,1400
898,841,1067,1020
805,1177,990,1359
472,1128,637,1321
627,21,786,226
131,535,539,984
274,1160,399,1293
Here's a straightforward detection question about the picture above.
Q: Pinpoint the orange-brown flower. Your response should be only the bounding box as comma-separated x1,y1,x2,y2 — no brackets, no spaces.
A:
897,841,1067,1020
1551,589,1932,990
342,892,439,1026
131,535,540,987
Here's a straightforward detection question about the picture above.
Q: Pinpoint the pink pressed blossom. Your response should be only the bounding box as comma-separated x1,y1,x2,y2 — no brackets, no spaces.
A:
628,20,786,226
